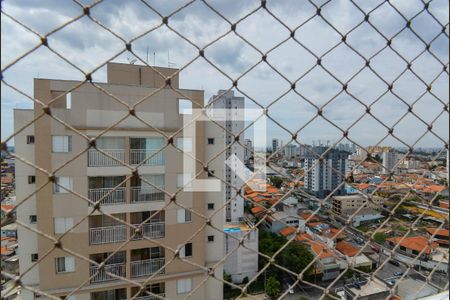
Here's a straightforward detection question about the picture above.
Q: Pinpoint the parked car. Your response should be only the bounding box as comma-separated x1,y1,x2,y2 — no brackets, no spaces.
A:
394,271,404,277
386,279,396,286
388,260,400,267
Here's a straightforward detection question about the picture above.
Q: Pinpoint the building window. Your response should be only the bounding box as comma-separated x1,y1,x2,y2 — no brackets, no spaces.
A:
29,215,37,224
207,203,214,210
55,256,75,273
207,138,215,145
175,137,192,153
177,278,192,294
31,253,39,262
66,92,72,109
28,175,36,184
54,177,73,193
52,136,72,153
178,99,192,115
54,217,74,234
26,135,35,144
180,243,193,258
208,235,214,242
177,209,192,223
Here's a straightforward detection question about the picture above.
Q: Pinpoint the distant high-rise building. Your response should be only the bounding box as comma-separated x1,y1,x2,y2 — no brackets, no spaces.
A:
349,146,368,161
272,138,279,153
446,149,449,184
284,144,297,158
243,139,253,163
304,147,349,198
209,90,245,223
382,151,399,174
297,144,309,157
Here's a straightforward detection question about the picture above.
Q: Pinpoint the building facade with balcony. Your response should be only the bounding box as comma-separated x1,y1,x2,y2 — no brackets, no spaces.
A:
14,63,227,300
304,146,350,199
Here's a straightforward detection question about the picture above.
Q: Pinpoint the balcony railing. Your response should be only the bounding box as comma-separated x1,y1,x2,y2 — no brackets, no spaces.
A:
89,187,126,205
135,294,165,300
130,222,165,240
130,258,165,278
89,225,126,245
90,262,125,283
131,186,165,203
88,149,126,167
130,149,165,166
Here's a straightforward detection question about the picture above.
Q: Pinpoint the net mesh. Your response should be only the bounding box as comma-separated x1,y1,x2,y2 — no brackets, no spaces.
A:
1,0,449,299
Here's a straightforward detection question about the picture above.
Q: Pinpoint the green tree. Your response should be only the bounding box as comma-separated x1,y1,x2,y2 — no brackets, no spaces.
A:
373,232,387,244
269,176,283,188
266,276,281,299
278,242,314,275
390,194,401,202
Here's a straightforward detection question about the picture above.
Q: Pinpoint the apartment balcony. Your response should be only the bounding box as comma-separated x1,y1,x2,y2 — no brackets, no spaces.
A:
135,294,165,300
130,149,165,166
89,225,126,245
131,222,165,240
131,186,165,203
90,262,126,283
88,149,126,167
89,187,126,205
130,258,165,278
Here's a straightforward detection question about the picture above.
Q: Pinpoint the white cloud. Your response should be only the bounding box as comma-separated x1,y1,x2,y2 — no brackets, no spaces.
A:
1,0,448,148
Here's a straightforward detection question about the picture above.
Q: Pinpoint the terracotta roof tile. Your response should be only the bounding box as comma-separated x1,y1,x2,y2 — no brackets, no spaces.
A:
279,226,296,237
386,236,438,254
336,241,359,257
426,228,449,237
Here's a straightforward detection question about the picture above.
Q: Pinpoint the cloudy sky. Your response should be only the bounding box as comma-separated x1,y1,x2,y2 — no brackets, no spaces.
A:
1,0,449,148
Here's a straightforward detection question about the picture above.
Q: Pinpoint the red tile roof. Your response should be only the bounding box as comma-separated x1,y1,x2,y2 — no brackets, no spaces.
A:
306,240,335,259
386,236,438,254
279,226,296,237
1,205,14,213
251,206,264,213
336,241,360,257
295,233,312,242
426,228,449,237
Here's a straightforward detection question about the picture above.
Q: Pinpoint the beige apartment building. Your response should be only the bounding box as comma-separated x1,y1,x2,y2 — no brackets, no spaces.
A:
14,63,228,300
331,195,384,216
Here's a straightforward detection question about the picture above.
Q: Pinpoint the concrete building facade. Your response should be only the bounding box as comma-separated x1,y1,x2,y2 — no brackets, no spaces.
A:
284,144,297,158
304,147,349,198
14,63,226,300
208,90,245,224
331,195,384,216
271,138,279,153
243,139,253,164
382,151,399,174
223,223,258,283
